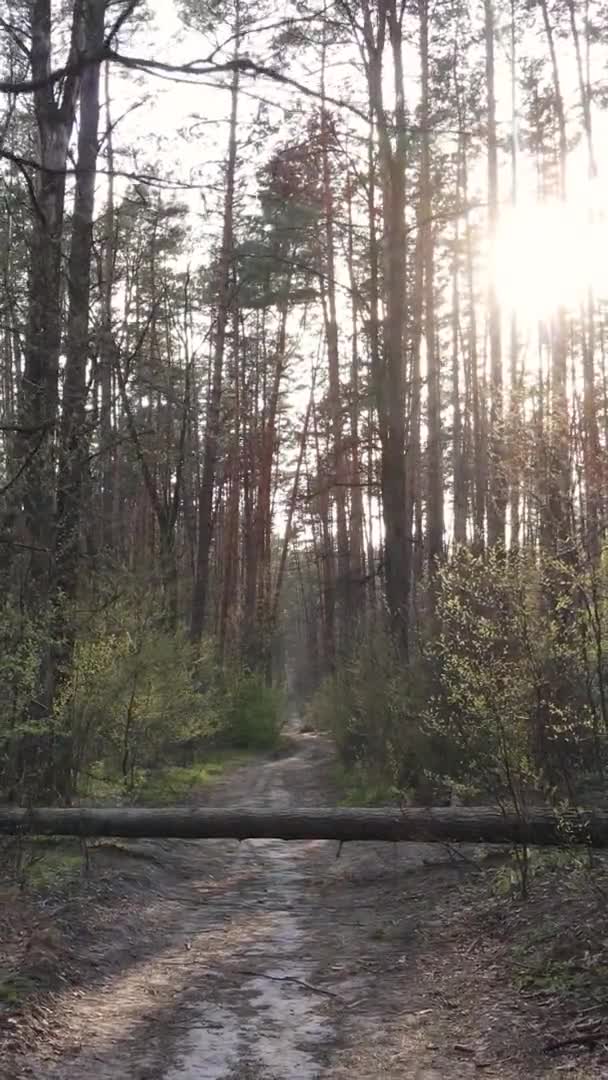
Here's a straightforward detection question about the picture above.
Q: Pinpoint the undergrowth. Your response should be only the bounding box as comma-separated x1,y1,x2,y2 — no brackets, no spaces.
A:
1,583,285,804
480,850,608,1004
332,762,398,807
81,748,254,805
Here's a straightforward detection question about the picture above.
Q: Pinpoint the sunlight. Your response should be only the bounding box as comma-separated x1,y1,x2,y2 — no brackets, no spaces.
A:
494,197,608,324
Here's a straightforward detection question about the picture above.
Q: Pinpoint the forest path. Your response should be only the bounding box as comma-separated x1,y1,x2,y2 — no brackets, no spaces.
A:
9,722,602,1079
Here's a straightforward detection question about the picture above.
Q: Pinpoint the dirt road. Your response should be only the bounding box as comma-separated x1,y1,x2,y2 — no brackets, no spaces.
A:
7,726,606,1079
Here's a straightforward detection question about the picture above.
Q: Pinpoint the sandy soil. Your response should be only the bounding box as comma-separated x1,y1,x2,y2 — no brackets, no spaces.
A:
3,724,607,1079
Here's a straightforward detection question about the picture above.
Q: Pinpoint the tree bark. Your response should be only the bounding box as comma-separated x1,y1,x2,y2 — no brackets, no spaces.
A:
100,60,116,553
2,804,608,847
484,0,505,549
55,0,105,609
538,0,571,555
16,0,83,595
191,14,240,642
319,46,350,633
420,0,443,569
360,0,410,652
270,378,314,630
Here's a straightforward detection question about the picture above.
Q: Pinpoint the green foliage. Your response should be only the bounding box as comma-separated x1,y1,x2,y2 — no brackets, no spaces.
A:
492,847,585,899
0,569,287,804
508,856,608,997
131,751,253,805
55,599,216,789
309,626,433,800
428,547,603,811
0,973,37,1007
312,548,608,866
331,762,397,807
0,602,49,737
1,837,87,891
21,847,84,890
220,668,284,750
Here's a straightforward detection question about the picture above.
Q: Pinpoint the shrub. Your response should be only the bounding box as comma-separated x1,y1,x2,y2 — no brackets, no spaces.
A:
220,668,284,750
309,626,434,798
310,547,608,828
0,602,54,796
428,547,600,811
55,599,216,792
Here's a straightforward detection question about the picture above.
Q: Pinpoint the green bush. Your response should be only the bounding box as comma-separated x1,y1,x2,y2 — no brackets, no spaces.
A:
221,669,284,750
310,547,608,827
428,547,600,810
309,626,434,799
0,574,288,805
0,601,56,797
55,599,217,792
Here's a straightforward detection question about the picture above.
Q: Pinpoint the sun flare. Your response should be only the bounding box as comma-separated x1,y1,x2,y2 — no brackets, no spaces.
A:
494,197,608,324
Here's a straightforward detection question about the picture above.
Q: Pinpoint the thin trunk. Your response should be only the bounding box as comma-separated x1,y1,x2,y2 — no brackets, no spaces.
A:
100,61,115,551
271,382,314,630
320,24,350,634
567,0,600,554
485,0,505,548
312,397,335,671
421,0,443,570
191,15,240,642
539,0,570,553
16,0,83,597
463,149,485,550
509,0,520,549
219,307,241,659
345,174,365,592
452,205,466,546
359,0,409,650
55,0,105,613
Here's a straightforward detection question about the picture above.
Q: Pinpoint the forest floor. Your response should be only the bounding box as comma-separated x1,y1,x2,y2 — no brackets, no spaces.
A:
2,722,608,1079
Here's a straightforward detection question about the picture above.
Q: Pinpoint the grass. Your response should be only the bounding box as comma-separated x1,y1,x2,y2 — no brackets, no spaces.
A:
0,838,85,892
133,749,254,805
81,748,256,806
332,761,397,807
0,972,37,1007
479,850,608,1008
4,750,258,891
24,846,84,889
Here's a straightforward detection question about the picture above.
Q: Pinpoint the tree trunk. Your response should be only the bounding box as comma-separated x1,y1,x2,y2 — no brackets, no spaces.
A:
345,174,365,595
360,0,410,652
484,0,505,549
463,147,485,551
191,17,240,642
451,203,466,547
508,0,521,550
3,804,608,847
420,0,443,570
271,381,314,630
16,0,83,599
320,42,350,635
219,306,241,659
539,0,571,555
100,61,116,553
55,0,105,610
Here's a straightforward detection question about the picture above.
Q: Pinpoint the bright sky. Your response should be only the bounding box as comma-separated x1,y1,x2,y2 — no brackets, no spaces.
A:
107,0,608,420
99,0,608,548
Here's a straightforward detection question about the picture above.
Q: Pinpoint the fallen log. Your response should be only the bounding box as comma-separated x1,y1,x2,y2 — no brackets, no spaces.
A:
0,805,605,846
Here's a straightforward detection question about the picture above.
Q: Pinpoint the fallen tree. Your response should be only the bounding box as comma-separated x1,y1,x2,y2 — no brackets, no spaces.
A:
0,805,606,846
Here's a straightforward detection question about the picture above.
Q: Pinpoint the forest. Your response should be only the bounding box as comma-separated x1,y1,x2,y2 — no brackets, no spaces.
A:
4,0,608,1076
1,0,608,831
